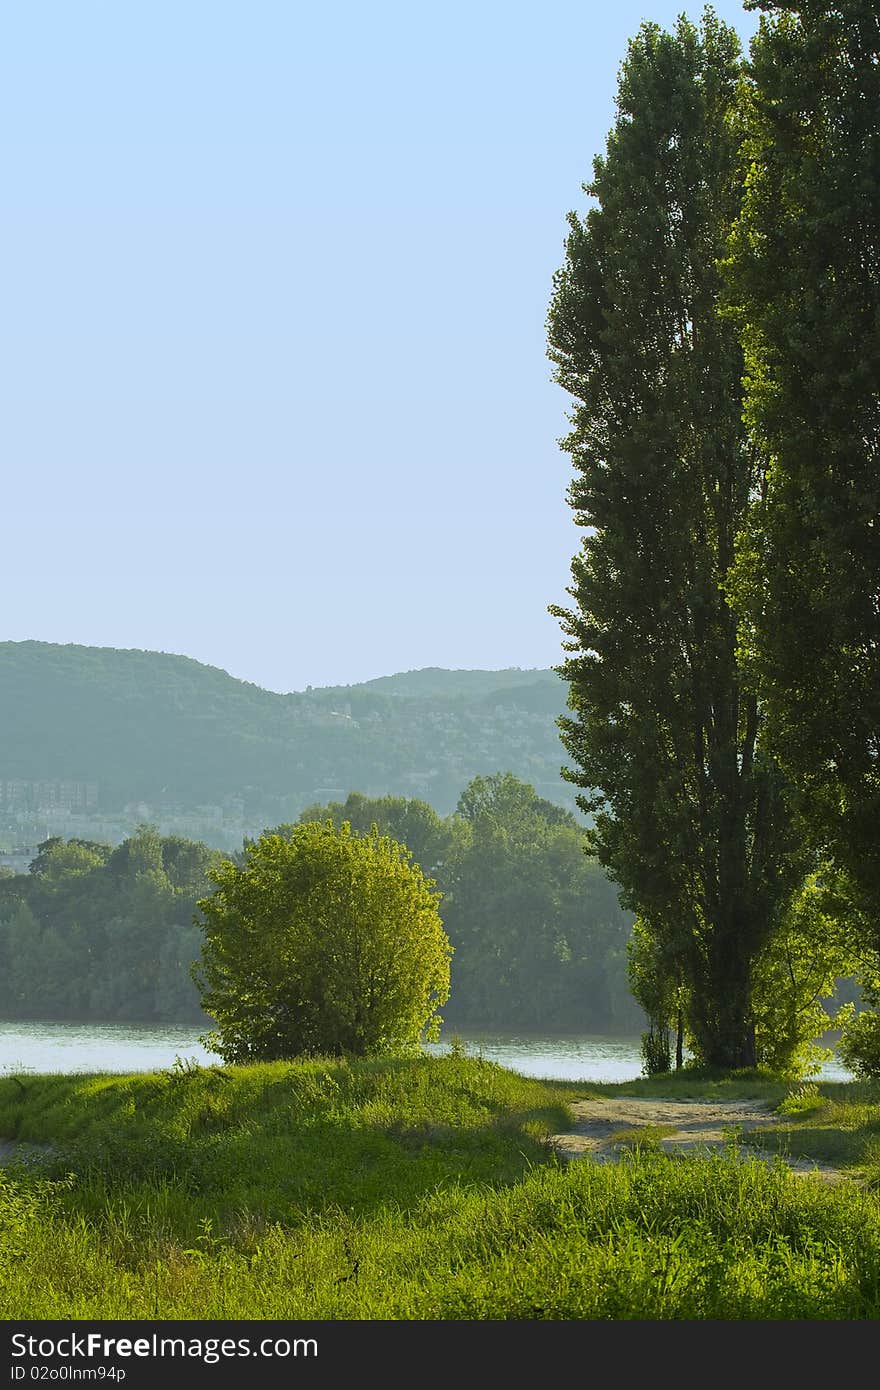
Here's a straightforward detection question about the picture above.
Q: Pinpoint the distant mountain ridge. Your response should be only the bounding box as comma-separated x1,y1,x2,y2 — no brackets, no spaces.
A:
322,666,564,700
0,642,575,829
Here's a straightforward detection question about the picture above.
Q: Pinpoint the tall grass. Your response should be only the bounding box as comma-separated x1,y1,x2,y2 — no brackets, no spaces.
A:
1,1056,878,1319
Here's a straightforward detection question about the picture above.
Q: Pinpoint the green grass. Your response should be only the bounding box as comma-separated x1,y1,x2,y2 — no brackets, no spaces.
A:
1,1056,879,1319
585,1067,796,1101
605,1125,677,1149
737,1080,880,1173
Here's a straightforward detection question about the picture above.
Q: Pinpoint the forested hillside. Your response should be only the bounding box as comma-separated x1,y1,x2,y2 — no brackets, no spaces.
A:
0,642,574,833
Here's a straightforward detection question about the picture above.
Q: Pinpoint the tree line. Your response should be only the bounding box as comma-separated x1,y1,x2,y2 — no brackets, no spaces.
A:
0,828,216,1023
0,774,643,1034
299,776,640,1032
548,0,879,1075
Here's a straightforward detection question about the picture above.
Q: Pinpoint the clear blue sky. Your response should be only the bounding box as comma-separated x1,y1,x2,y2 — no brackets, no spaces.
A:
2,1,759,694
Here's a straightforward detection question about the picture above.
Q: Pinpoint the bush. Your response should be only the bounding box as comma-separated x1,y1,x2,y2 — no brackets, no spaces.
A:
640,1024,671,1076
838,1009,880,1081
193,821,452,1063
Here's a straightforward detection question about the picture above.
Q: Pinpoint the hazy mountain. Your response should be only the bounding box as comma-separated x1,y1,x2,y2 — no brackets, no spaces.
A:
324,667,565,701
0,642,576,827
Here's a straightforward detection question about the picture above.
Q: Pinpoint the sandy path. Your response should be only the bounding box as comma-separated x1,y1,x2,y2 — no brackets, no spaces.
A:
549,1097,849,1184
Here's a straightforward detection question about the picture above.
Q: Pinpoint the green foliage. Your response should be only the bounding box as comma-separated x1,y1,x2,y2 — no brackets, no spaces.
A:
27,838,111,880
194,821,452,1062
751,868,863,1078
640,1026,672,1077
2,901,89,1016
297,791,456,881
455,771,575,831
723,0,880,948
0,828,221,1022
303,777,642,1032
776,1084,825,1118
444,774,639,1029
838,1011,880,1082
0,776,639,1033
547,10,804,1069
627,916,689,1069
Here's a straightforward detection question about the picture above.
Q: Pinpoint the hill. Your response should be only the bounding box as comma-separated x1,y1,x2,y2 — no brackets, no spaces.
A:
0,642,576,846
328,666,564,701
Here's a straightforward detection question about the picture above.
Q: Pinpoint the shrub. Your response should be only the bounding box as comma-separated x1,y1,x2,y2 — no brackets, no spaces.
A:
640,1024,671,1076
838,1009,880,1081
193,821,452,1063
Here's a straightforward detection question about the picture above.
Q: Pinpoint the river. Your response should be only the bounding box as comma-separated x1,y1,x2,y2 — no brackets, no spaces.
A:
0,1019,854,1083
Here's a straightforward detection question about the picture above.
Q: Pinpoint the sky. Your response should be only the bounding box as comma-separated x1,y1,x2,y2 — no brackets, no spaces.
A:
2,0,760,695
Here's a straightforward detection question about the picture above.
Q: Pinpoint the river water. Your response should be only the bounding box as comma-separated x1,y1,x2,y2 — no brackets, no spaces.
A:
0,1019,854,1083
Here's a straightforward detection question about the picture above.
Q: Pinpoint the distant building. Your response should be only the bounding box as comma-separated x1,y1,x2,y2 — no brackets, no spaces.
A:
0,778,98,812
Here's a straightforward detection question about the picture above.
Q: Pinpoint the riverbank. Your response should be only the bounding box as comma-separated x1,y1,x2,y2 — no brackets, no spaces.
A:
0,1017,855,1082
1,1056,878,1319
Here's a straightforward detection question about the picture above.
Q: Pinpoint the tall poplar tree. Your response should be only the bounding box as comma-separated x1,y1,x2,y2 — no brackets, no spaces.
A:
724,0,880,943
547,10,804,1068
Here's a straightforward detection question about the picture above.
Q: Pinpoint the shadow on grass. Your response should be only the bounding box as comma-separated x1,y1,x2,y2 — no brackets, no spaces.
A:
0,1057,574,1229
742,1122,879,1170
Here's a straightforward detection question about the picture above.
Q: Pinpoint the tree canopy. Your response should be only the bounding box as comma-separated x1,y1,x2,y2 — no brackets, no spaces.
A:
0,827,218,1021
547,10,805,1069
724,0,880,949
194,821,452,1061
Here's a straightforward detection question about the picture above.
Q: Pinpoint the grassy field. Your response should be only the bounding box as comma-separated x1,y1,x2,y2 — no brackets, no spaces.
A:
1,1053,879,1319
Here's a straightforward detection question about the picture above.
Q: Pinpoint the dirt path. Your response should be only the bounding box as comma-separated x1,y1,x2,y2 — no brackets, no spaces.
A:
549,1097,850,1184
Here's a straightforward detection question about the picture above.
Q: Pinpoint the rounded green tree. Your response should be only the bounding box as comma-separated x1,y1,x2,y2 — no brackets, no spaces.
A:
193,820,452,1062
